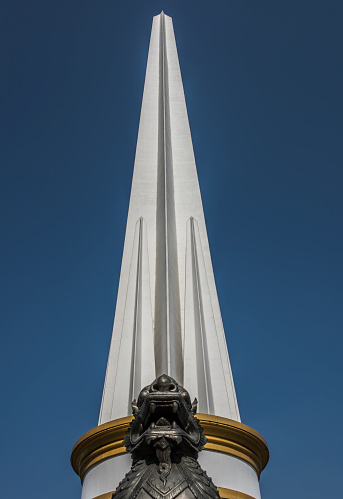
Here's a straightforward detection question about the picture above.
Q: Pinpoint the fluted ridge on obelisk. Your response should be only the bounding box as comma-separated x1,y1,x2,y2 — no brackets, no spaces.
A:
99,12,240,424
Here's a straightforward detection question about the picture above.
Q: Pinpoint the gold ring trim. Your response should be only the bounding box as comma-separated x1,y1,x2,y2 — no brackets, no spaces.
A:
93,494,114,499
71,415,131,482
217,488,255,499
71,413,268,483
92,488,255,499
198,414,269,477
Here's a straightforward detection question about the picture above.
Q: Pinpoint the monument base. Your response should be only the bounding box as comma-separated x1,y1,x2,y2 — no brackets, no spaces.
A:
71,414,268,499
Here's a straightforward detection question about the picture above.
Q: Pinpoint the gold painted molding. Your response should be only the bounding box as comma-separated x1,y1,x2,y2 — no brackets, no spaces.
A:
71,414,268,483
93,493,114,499
71,415,131,482
217,488,255,499
92,489,255,499
198,414,269,477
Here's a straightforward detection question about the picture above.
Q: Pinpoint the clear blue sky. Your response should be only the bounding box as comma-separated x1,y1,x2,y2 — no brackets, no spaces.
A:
1,1,342,497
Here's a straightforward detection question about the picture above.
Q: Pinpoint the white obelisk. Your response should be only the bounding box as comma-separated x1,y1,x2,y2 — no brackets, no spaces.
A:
71,12,268,499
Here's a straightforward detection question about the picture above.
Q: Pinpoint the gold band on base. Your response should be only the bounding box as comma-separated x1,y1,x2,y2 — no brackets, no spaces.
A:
92,488,255,499
198,414,269,477
93,494,113,499
71,415,131,482
217,488,255,499
71,414,269,483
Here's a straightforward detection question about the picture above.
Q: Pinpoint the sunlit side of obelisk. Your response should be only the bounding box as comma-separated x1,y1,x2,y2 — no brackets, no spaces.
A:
71,12,268,499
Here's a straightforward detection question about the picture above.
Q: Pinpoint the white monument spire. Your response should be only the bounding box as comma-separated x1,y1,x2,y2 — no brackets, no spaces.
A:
99,12,239,424
71,13,269,499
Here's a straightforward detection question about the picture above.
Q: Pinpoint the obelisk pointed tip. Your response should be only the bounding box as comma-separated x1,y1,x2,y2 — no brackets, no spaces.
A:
155,11,171,19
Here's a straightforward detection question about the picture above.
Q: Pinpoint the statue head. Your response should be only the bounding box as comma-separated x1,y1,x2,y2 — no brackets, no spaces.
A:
124,374,206,461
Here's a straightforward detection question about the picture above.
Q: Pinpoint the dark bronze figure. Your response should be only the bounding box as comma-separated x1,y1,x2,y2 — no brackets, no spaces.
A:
112,374,220,499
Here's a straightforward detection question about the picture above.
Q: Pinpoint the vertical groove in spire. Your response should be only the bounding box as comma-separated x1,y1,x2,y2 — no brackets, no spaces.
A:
154,13,183,383
184,217,240,420
129,217,143,411
99,218,155,424
186,217,214,414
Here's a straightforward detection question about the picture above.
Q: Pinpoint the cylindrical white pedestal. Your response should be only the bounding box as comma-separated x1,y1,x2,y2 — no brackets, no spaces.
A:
199,450,261,499
71,414,268,499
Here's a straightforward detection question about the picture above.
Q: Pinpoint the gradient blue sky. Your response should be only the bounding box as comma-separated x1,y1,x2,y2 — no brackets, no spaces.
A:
1,1,342,497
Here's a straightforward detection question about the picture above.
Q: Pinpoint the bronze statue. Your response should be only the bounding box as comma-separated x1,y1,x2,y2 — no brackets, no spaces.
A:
112,374,220,499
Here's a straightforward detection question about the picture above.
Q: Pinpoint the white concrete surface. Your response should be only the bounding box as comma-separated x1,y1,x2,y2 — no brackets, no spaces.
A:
199,450,261,499
81,454,131,499
99,11,240,425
